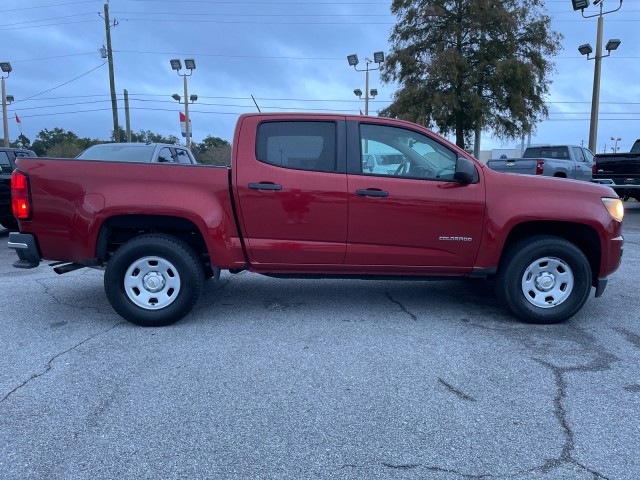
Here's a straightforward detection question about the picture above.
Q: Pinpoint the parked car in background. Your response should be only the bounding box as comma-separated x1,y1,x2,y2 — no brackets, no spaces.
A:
361,153,403,175
0,147,37,230
486,145,594,182
592,139,640,202
76,143,197,164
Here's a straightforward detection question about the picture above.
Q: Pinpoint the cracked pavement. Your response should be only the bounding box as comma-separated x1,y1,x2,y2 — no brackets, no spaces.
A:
1,203,639,479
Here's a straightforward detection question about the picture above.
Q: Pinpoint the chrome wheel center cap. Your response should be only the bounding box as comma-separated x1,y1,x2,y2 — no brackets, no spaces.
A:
535,272,555,292
143,272,165,293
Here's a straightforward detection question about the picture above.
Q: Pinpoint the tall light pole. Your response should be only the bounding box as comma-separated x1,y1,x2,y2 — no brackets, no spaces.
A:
610,136,621,153
573,0,623,153
347,52,384,116
1,61,12,147
170,58,196,150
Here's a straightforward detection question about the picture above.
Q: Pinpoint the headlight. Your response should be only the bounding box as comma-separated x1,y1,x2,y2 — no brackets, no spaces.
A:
602,197,624,222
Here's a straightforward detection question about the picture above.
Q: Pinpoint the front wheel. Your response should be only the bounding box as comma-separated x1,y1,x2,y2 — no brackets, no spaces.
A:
104,234,204,327
496,236,592,324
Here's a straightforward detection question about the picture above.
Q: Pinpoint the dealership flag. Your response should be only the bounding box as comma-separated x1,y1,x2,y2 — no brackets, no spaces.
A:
15,112,22,135
179,111,192,138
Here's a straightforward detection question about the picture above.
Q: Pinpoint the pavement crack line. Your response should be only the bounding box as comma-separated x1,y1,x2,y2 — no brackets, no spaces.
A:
534,353,615,479
1,322,124,404
464,322,617,478
35,278,105,315
385,291,417,321
438,377,477,402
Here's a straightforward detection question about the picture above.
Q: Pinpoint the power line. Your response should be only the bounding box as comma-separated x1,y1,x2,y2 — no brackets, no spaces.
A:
7,12,97,27
17,63,107,102
0,19,101,31
0,0,99,13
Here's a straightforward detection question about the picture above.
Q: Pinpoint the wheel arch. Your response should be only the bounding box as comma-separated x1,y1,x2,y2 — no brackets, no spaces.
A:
498,221,601,285
96,214,212,275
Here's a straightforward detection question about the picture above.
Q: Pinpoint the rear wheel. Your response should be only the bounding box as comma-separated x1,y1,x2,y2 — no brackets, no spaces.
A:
104,234,204,327
496,236,592,324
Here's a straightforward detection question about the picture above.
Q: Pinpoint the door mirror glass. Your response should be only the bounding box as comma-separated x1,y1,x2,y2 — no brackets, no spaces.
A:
453,157,478,184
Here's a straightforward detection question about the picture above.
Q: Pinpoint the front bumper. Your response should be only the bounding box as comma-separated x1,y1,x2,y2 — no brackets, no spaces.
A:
8,232,41,268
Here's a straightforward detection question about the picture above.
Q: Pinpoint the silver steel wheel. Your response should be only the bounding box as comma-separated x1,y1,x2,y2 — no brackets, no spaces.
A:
123,256,182,310
521,256,574,309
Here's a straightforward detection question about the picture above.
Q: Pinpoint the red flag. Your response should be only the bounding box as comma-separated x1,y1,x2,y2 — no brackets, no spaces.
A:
179,111,191,138
15,112,21,124
359,109,364,116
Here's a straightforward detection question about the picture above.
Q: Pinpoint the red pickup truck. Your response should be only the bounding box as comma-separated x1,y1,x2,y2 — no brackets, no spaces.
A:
8,113,624,327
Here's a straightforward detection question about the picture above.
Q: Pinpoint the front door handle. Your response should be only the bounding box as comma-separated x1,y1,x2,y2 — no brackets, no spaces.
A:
249,182,282,191
356,189,389,197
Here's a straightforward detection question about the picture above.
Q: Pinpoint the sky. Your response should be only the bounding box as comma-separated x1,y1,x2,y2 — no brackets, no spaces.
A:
1,0,639,155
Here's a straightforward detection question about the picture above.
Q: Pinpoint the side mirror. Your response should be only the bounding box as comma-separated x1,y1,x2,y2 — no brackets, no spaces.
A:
453,156,477,184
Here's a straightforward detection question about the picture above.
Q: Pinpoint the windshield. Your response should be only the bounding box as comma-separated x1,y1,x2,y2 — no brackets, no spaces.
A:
77,144,156,162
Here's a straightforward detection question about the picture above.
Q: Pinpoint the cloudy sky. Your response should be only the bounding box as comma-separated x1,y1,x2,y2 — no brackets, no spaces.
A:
2,0,639,154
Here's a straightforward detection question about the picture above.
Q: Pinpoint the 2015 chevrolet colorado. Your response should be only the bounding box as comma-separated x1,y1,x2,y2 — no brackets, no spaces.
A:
8,113,624,327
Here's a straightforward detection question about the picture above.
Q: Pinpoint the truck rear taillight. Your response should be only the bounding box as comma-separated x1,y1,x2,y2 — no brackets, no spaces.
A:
11,171,31,220
535,160,544,175
592,160,597,175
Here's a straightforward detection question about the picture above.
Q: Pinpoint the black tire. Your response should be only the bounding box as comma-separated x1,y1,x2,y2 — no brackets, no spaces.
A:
496,236,592,324
0,218,19,231
104,234,204,327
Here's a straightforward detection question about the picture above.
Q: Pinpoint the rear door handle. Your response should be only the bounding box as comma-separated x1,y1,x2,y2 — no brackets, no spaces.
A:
249,182,282,191
356,189,389,197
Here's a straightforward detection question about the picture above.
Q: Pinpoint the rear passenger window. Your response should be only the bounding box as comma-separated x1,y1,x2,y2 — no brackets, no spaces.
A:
158,147,174,163
175,149,193,164
256,121,337,172
0,152,11,174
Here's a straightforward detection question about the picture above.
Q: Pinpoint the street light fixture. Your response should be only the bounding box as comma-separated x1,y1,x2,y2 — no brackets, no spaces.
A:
578,43,593,56
575,0,623,153
170,58,197,149
571,0,591,10
605,38,621,52
347,51,384,116
610,136,621,153
1,61,12,147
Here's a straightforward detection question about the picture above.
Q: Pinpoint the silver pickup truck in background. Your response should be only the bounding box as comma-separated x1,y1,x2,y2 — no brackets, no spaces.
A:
486,145,594,182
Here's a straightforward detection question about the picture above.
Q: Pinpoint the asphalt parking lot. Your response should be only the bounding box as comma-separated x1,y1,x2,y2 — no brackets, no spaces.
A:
1,202,639,479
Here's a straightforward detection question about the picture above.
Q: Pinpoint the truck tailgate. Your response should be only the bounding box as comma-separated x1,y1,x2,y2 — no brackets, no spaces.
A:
486,158,539,175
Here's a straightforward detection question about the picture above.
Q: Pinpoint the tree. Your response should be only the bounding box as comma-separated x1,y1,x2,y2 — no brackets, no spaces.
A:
192,136,231,165
380,0,562,149
45,142,85,158
30,128,80,156
10,134,31,150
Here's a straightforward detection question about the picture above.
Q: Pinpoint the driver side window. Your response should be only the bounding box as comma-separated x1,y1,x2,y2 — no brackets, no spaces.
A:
359,124,457,181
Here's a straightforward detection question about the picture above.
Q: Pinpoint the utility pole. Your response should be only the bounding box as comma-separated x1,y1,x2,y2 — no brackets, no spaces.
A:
124,89,131,142
103,2,119,141
573,0,623,153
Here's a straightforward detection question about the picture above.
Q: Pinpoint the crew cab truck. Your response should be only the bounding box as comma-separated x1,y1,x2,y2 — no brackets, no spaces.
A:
592,139,640,201
486,145,594,181
8,113,624,327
